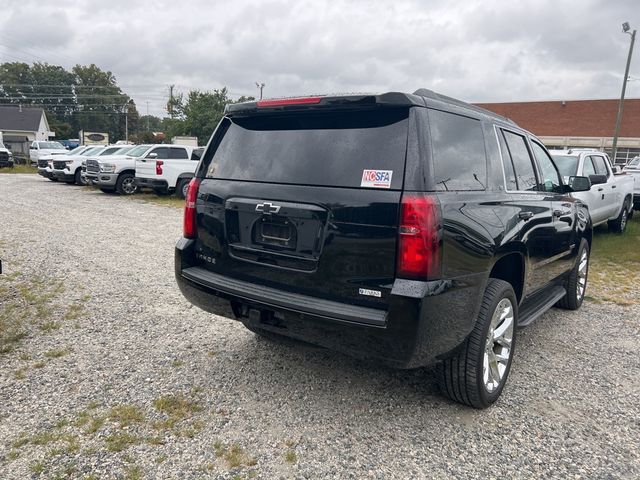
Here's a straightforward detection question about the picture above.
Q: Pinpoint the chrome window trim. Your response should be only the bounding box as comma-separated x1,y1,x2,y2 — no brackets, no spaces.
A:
493,124,546,195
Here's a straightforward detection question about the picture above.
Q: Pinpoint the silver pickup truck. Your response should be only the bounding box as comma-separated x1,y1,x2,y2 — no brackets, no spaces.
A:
551,149,635,233
623,156,640,210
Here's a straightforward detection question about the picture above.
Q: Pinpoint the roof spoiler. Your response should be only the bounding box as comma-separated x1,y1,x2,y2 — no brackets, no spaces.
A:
225,92,425,116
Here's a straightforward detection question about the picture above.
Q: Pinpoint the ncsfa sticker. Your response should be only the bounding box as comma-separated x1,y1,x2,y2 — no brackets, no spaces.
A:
359,288,382,298
361,169,393,188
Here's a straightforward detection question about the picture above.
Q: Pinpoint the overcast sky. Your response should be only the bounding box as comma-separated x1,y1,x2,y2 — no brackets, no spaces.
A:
0,0,638,116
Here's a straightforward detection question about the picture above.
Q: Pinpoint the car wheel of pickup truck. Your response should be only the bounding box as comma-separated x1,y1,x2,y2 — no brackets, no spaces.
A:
116,173,137,195
556,239,589,310
608,202,629,234
176,178,191,199
74,169,87,186
438,279,517,409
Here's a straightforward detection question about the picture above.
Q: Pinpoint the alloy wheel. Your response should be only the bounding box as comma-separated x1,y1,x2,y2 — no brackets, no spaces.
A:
576,249,588,300
122,178,136,194
483,298,514,393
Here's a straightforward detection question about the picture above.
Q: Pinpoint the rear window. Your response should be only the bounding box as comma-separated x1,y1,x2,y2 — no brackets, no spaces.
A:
205,109,409,189
428,109,487,191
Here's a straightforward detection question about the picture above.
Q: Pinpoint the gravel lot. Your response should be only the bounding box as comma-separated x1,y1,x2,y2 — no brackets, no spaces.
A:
1,174,639,479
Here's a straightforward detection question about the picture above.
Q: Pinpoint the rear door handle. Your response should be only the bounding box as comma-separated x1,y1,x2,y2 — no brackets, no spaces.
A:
611,185,617,189
518,211,534,220
597,187,604,191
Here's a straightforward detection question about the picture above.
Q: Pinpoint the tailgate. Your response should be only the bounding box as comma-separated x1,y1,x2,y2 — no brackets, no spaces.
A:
193,108,409,310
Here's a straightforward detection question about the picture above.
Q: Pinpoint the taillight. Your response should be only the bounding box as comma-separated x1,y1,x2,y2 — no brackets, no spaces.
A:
257,96,322,107
183,178,201,239
397,194,441,279
155,160,163,175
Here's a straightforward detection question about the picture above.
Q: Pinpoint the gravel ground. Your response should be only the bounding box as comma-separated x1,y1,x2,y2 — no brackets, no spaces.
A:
1,174,639,479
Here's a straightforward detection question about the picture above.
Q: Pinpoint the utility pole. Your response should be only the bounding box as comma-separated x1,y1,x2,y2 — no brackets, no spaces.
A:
612,22,636,165
255,82,265,100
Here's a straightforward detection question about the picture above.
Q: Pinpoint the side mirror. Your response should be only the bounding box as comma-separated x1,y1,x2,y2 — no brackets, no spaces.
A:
147,152,158,159
588,174,607,185
611,165,621,174
567,176,591,192
29,145,36,150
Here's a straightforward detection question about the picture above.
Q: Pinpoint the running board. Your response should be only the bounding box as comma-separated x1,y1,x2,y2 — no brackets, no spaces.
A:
517,286,566,327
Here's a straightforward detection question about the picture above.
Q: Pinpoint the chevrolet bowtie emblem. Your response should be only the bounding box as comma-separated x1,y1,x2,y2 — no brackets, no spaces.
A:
255,202,281,215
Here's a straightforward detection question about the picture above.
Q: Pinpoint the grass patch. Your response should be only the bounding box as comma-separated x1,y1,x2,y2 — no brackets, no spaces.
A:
171,359,184,368
214,442,257,468
0,164,37,174
105,432,142,452
7,449,20,460
128,191,185,209
108,404,145,428
29,460,46,474
0,273,67,354
284,450,297,464
153,393,202,430
588,215,640,306
14,368,27,380
123,465,144,480
44,347,70,359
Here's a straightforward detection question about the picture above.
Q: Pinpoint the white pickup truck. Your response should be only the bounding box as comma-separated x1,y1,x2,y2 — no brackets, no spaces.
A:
86,144,198,195
135,146,204,198
623,156,640,210
37,145,94,181
29,140,68,164
551,149,635,233
51,145,131,185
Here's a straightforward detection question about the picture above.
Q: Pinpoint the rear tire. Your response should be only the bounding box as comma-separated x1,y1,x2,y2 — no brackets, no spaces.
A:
608,201,629,233
176,178,191,199
437,278,517,409
556,238,589,310
116,173,137,195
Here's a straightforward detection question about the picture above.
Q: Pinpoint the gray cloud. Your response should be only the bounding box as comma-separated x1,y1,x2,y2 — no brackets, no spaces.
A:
0,0,637,116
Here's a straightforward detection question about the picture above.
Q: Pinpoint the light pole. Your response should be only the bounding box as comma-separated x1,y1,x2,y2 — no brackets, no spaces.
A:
255,82,265,100
612,22,636,165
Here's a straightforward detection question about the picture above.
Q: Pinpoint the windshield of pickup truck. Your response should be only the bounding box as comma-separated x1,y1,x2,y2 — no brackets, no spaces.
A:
38,141,65,149
125,145,152,157
627,157,640,167
111,146,134,155
82,147,103,156
551,155,579,177
67,146,85,155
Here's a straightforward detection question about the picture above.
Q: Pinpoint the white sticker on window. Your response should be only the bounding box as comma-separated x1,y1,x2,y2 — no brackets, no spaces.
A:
361,169,393,188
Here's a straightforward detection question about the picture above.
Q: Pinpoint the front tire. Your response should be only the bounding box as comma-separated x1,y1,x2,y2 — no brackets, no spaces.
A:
116,173,137,195
438,278,517,409
556,238,589,310
75,168,87,186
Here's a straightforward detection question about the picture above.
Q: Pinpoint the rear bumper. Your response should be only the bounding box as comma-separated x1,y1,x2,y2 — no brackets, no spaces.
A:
175,238,486,368
136,177,169,189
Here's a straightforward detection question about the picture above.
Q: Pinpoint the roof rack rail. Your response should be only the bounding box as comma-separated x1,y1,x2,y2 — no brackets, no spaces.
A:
413,88,516,125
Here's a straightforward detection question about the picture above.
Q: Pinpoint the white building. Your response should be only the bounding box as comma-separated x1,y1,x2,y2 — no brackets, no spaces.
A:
0,105,55,156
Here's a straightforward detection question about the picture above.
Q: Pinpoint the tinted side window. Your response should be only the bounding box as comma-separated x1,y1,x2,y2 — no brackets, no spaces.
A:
530,140,561,192
497,129,518,190
169,148,188,159
150,147,170,159
191,148,204,160
591,156,609,177
582,157,596,176
502,130,537,191
429,109,487,191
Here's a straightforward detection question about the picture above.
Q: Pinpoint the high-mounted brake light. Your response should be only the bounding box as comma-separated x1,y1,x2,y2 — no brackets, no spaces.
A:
183,178,201,239
257,96,322,107
397,194,441,279
155,160,163,175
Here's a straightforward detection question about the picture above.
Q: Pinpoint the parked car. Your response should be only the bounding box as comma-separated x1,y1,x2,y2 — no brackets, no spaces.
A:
29,141,67,164
135,146,204,198
551,149,634,232
37,145,92,181
0,143,14,168
52,145,135,186
85,144,151,194
623,156,640,210
87,144,198,195
174,90,593,408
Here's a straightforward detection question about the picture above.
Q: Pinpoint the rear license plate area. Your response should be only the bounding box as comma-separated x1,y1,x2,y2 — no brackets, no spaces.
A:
254,218,296,249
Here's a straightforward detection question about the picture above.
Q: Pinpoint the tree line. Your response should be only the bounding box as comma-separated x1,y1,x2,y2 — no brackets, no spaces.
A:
0,62,253,145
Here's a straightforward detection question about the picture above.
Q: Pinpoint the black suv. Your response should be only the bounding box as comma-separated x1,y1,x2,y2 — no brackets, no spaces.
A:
175,90,592,408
